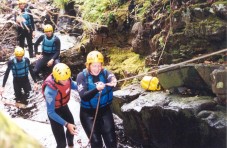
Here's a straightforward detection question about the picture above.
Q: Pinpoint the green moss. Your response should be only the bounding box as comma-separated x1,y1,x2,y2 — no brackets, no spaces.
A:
136,1,152,21
0,112,42,147
76,0,120,23
105,47,147,87
213,1,227,5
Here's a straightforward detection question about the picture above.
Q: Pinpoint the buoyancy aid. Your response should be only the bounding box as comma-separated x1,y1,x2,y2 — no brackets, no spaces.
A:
81,69,113,109
21,8,31,26
12,57,29,77
42,74,71,108
42,35,56,53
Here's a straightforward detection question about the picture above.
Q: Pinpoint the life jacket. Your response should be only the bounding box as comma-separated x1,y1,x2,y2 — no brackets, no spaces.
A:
42,35,56,53
81,69,113,109
42,74,71,108
11,57,29,77
21,8,31,26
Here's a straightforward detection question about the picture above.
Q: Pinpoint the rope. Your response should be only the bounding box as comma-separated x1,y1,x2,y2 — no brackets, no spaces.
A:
117,48,227,83
86,91,102,147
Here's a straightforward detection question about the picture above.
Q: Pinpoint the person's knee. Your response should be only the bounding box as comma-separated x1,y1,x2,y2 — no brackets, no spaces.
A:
91,139,103,148
54,59,60,65
105,138,117,148
103,132,117,148
56,142,66,148
33,68,38,75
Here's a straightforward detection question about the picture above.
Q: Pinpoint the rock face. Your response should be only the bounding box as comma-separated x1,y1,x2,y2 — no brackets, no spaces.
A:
112,85,226,148
210,68,227,105
0,111,42,147
156,64,221,94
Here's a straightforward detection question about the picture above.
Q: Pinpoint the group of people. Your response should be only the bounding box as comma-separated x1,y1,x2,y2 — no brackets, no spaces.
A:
0,0,118,148
42,51,117,148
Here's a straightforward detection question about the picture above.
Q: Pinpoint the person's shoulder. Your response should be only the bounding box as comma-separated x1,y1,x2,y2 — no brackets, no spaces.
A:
102,68,111,73
24,57,29,60
54,35,60,40
77,71,86,79
38,34,45,40
25,8,31,12
24,57,30,62
7,59,14,65
77,71,84,77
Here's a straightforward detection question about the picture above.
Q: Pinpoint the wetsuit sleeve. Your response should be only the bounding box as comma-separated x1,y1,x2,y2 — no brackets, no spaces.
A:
26,58,37,83
76,72,99,102
51,36,60,60
71,80,78,90
34,35,44,54
27,9,35,31
106,70,116,83
2,60,13,87
44,85,67,126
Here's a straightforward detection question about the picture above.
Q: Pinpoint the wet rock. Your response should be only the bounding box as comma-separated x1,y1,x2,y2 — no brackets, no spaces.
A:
112,85,226,148
210,68,227,105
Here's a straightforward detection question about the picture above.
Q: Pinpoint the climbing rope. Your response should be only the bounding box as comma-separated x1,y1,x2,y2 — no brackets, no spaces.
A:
86,90,102,147
117,48,227,83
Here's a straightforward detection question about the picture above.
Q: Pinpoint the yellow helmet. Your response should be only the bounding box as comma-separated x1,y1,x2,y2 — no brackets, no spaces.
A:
86,51,104,64
140,76,161,91
14,46,25,57
18,0,27,4
52,63,71,82
43,24,53,32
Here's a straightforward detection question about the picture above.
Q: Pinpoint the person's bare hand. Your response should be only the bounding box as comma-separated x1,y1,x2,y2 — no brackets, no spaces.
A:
96,82,105,91
33,83,38,91
0,87,4,96
36,54,43,60
66,123,78,135
32,31,35,38
47,59,54,67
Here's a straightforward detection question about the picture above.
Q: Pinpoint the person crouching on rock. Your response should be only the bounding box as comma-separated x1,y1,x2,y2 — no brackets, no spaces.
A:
33,24,60,79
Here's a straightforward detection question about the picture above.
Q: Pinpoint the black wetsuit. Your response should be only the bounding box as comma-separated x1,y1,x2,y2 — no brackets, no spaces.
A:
33,34,60,78
15,8,35,58
76,69,117,148
2,57,36,102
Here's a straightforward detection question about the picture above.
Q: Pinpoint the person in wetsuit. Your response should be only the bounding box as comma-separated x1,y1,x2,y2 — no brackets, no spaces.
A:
76,50,118,148
0,46,38,104
42,63,77,148
15,0,35,58
33,24,60,79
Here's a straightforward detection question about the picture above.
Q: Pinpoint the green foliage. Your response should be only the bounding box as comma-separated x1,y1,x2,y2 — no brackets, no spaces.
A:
107,13,116,25
76,0,130,24
53,0,69,9
136,0,152,21
158,36,165,48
